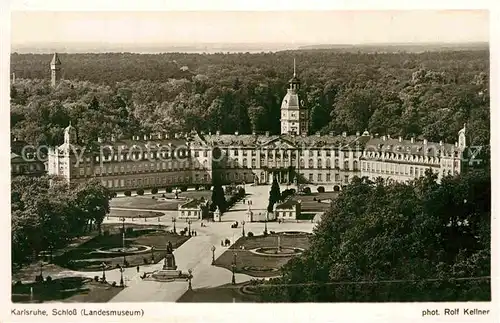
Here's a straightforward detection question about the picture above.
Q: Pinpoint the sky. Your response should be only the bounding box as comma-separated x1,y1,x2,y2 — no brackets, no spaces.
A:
11,10,489,45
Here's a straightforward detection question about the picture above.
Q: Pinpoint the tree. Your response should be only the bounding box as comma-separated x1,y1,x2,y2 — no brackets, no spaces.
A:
211,178,226,213
259,170,490,302
267,175,281,212
73,179,112,235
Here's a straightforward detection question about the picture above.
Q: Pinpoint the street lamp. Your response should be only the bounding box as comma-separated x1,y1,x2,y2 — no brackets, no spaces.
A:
233,251,238,266
211,245,216,265
264,212,268,235
151,246,155,263
231,263,236,285
187,269,193,290
188,219,192,236
118,265,125,287
172,217,177,234
120,217,126,233
242,220,246,237
39,262,43,280
100,262,107,282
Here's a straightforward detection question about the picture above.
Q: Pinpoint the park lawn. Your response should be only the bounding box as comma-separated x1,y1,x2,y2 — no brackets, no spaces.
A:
292,191,339,212
108,209,164,218
54,224,190,271
214,233,311,277
177,283,260,303
12,276,123,303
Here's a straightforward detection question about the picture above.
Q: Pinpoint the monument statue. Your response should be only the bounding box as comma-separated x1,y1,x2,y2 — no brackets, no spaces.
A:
163,241,177,270
166,241,173,254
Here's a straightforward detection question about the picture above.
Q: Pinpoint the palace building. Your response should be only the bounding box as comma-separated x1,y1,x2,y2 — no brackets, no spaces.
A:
46,55,468,191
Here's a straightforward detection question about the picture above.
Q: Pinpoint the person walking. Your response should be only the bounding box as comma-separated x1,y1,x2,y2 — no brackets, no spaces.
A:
136,266,140,273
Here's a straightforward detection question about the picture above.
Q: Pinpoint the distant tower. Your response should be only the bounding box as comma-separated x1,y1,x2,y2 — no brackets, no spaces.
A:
280,58,309,135
50,52,62,87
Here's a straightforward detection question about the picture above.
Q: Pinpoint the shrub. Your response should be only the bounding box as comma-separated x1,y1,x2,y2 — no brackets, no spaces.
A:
165,187,173,193
45,276,52,283
303,187,312,194
143,258,149,264
205,185,212,190
194,185,200,191
94,276,99,282
151,187,158,194
124,190,132,196
111,281,117,287
247,232,254,237
180,186,188,192
14,281,23,286
126,227,134,234
112,192,118,198
124,260,129,267
136,188,145,196
317,186,325,193
103,230,110,236
35,275,44,283
263,231,268,236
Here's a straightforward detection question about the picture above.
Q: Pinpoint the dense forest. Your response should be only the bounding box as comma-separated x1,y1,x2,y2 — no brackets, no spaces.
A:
10,50,489,149
257,168,491,302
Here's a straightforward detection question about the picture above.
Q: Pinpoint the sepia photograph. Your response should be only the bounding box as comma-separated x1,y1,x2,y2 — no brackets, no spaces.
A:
7,8,492,312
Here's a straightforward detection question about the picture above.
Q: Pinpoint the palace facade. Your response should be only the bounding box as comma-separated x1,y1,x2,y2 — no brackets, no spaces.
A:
45,54,468,191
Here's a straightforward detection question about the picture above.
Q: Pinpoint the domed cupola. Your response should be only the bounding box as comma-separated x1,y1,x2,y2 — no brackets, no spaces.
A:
280,58,309,136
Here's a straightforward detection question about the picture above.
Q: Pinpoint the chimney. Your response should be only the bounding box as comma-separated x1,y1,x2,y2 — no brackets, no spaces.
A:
111,135,115,142
149,134,153,140
157,133,162,140
97,137,102,143
316,132,321,137
342,132,347,137
382,135,386,141
411,137,415,143
265,131,270,137
164,133,169,139
423,139,428,145
387,135,391,139
234,131,239,136
329,131,334,136
439,140,443,146
143,134,148,141
455,142,458,147
375,133,379,137
356,131,360,136
398,136,402,142
216,130,221,136
208,131,212,136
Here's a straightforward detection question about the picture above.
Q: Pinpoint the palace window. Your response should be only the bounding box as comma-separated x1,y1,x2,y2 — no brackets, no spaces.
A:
318,174,322,182
335,174,340,181
335,159,339,168
344,161,349,170
326,173,331,182
308,159,314,168
353,160,358,171
309,174,313,181
317,158,323,169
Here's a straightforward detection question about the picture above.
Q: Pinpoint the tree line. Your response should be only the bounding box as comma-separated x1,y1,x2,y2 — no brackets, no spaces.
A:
256,169,491,302
10,50,489,149
11,176,112,266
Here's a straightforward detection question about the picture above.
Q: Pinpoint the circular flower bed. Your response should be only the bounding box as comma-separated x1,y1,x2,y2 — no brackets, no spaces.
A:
94,245,151,256
250,247,304,257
